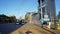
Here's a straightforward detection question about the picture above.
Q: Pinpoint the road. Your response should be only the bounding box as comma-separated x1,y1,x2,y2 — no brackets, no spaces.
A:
10,23,52,34
0,23,23,34
10,23,60,34
0,23,60,34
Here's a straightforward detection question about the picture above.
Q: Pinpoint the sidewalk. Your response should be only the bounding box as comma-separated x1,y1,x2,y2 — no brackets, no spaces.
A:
10,23,53,34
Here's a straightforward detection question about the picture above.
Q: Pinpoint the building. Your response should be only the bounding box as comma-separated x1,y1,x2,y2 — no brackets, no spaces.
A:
25,12,40,23
38,0,56,19
57,11,60,19
25,12,31,22
38,0,57,28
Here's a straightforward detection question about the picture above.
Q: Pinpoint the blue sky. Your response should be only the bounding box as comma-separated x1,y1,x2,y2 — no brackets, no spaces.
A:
0,0,60,18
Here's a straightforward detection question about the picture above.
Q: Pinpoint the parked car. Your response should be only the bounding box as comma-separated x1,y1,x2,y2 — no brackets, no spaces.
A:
19,19,27,25
16,22,19,25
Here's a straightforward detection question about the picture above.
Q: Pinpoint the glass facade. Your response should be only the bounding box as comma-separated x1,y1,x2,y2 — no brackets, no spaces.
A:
42,0,46,3
38,0,46,18
42,7,46,18
42,0,46,6
42,0,45,3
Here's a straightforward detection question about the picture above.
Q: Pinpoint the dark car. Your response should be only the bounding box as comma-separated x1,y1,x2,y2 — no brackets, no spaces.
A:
19,19,27,25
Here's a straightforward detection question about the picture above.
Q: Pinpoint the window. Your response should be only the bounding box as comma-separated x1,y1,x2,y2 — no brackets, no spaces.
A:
42,0,46,6
42,0,46,3
42,7,46,18
42,7,45,14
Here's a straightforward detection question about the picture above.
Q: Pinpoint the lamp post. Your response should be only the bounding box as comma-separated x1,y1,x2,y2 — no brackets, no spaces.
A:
40,0,43,19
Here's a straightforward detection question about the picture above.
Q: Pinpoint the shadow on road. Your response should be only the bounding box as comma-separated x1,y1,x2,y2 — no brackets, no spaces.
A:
42,28,56,34
34,24,56,34
0,23,26,34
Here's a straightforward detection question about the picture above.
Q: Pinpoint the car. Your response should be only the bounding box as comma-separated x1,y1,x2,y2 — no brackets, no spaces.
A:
19,19,27,25
16,22,19,25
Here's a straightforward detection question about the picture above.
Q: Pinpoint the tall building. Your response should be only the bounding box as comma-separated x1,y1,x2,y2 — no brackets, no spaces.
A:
38,0,56,19
57,11,60,19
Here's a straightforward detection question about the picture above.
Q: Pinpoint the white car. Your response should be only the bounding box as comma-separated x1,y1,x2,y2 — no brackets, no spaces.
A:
16,23,19,25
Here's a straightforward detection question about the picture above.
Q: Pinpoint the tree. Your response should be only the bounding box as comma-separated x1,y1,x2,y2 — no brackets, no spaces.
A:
8,16,16,23
25,16,30,22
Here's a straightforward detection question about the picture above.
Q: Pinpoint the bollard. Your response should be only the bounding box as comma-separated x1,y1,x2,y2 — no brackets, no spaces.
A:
47,22,51,29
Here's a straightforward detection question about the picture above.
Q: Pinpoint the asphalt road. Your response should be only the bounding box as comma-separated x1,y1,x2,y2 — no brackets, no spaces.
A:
11,23,53,34
0,23,23,34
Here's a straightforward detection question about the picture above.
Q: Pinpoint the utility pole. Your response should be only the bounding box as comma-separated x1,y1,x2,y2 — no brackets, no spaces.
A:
40,0,43,18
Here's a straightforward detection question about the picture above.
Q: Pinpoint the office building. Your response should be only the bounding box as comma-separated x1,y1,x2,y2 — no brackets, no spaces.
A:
38,0,56,19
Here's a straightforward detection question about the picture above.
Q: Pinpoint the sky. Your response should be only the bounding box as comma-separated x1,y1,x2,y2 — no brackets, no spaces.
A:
0,0,60,18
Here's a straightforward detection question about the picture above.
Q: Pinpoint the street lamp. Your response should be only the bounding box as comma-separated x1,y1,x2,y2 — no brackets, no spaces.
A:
40,0,43,18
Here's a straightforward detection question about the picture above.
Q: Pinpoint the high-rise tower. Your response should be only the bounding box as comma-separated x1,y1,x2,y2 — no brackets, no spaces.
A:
38,0,56,19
